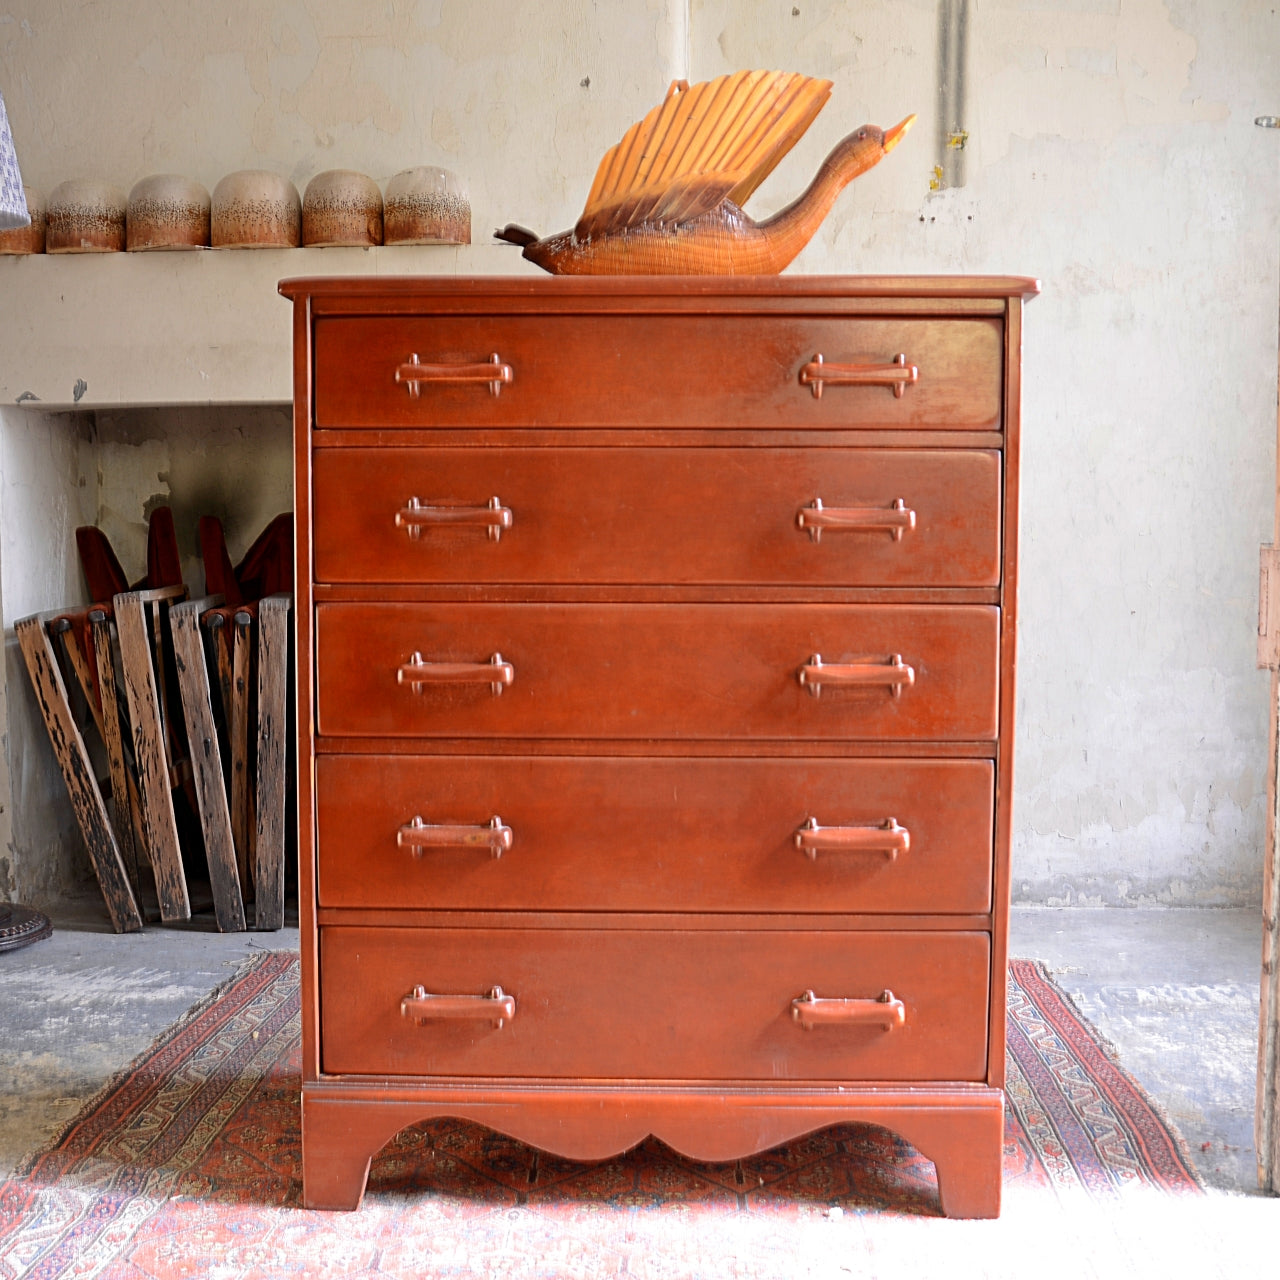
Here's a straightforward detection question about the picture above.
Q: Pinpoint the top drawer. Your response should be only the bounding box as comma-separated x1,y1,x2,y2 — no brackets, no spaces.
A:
313,315,1003,431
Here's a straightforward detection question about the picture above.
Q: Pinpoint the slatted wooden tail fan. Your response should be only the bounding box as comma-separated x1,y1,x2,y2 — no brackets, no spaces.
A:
496,69,913,275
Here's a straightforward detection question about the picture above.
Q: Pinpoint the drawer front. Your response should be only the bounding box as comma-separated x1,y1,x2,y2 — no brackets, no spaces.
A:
313,447,1002,588
316,756,994,913
313,315,1002,430
319,926,990,1081
315,602,1000,741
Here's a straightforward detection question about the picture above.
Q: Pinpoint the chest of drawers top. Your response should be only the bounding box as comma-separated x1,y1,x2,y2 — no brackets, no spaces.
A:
283,274,1036,433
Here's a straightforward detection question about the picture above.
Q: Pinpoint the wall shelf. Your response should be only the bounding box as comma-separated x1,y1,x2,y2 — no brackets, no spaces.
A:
0,244,534,410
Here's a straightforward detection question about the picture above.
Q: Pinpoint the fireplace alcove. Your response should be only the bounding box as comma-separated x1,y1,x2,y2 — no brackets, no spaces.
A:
0,243,520,910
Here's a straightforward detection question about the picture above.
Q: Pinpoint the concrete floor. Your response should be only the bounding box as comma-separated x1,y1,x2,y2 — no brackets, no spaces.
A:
0,898,298,1178
1010,906,1261,1193
0,901,1275,1278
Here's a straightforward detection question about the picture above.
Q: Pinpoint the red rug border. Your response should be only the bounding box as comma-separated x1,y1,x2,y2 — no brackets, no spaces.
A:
15,949,297,1181
11,950,1204,1195
1007,956,1205,1192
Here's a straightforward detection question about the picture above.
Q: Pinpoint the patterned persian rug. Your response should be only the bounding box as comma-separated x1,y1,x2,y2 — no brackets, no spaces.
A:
0,953,1202,1279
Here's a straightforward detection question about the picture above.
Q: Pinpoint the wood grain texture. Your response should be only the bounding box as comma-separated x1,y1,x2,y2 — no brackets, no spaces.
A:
50,618,102,733
499,72,910,276
15,615,142,932
286,276,1029,1218
1262,664,1280,1189
315,602,999,742
114,587,191,922
988,294,1023,1089
207,612,236,733
299,1084,1004,1213
313,315,1003,431
576,73,832,241
49,614,156,896
281,275,1041,306
315,755,994,914
231,610,254,900
88,610,144,898
1259,287,1280,1192
292,288,323,1084
319,926,990,1081
171,597,245,932
254,594,292,930
313,446,1001,589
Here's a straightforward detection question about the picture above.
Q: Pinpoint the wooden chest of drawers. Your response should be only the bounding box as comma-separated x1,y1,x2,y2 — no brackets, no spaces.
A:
281,275,1037,1218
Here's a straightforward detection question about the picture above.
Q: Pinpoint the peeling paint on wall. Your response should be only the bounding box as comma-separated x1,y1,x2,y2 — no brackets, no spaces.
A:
91,406,293,589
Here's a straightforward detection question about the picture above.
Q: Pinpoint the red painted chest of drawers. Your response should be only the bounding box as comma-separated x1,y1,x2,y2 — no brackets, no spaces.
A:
280,274,1037,1217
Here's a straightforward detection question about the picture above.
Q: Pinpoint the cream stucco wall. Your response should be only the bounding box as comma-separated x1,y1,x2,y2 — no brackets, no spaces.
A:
690,1,1279,908
0,0,1276,908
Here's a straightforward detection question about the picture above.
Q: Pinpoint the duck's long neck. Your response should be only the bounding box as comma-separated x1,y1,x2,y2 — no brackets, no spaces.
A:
755,131,886,270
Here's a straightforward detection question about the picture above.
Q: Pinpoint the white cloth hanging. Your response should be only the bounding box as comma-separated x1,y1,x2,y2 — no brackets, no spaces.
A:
0,88,30,231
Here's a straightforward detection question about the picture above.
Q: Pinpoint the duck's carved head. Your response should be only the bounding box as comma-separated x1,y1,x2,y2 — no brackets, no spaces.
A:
825,114,917,179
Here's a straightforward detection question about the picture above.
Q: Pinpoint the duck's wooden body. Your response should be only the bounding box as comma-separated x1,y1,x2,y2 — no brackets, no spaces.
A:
497,71,913,276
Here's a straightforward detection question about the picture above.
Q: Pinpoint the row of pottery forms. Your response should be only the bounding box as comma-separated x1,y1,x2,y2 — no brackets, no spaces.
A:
0,167,470,253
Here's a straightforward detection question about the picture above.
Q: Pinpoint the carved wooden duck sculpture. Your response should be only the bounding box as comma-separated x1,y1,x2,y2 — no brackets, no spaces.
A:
497,70,914,275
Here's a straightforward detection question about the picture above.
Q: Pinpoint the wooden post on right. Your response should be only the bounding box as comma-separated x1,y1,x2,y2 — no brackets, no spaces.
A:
1257,299,1280,1194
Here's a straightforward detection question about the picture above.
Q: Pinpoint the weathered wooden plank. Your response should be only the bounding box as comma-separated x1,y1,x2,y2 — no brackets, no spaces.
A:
47,611,154,896
231,609,254,902
114,587,191,922
172,597,245,932
1258,295,1280,1195
49,616,104,738
254,594,292,930
1259,299,1280,1193
150,596,200,814
87,609,143,896
50,611,161,913
15,614,142,933
208,613,235,746
1261,668,1280,1192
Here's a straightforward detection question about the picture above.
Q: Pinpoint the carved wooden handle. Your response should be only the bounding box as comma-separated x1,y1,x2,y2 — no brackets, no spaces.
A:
799,352,918,400
798,653,915,698
401,984,515,1028
395,352,513,399
797,498,916,543
794,816,910,861
791,989,906,1031
398,814,512,858
396,496,513,543
398,651,514,696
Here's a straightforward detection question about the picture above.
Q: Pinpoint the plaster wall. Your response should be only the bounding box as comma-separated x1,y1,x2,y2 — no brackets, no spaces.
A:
689,0,1280,909
0,408,95,905
0,0,1277,907
89,407,294,592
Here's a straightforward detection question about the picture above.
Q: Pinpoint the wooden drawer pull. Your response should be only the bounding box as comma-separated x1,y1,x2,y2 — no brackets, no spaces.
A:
396,496,513,543
398,814,512,858
795,816,909,861
792,989,906,1031
797,497,916,543
799,352,918,400
398,651,514,696
798,653,915,698
394,352,513,399
401,984,516,1028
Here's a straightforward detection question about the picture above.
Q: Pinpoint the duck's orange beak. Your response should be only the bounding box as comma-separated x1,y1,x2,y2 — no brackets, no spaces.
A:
882,114,916,154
